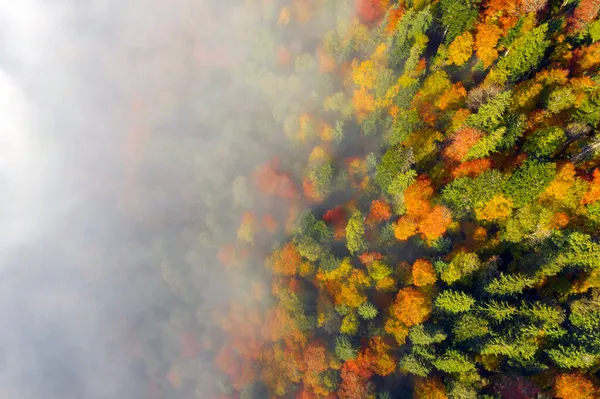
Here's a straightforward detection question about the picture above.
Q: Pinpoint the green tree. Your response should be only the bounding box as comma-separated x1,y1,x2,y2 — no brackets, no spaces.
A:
523,126,567,158
484,272,536,297
298,236,323,261
495,24,550,82
570,298,600,331
502,203,554,243
453,314,490,342
442,170,504,218
467,91,512,132
440,0,480,44
376,145,414,191
464,127,506,160
346,211,367,255
435,290,476,313
546,87,577,114
433,350,477,374
502,161,556,207
441,252,481,284
309,161,335,198
335,335,358,361
358,301,379,320
409,324,447,345
480,300,518,322
399,354,431,377
546,345,599,369
389,9,433,68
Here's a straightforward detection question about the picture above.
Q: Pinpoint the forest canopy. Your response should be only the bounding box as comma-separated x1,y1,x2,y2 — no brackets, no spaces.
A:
132,0,600,398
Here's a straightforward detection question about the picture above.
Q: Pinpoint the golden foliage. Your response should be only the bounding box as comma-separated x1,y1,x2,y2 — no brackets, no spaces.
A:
448,32,474,66
582,169,600,205
475,194,514,222
555,373,598,399
475,22,502,68
419,205,453,241
353,88,376,122
390,287,432,327
443,127,483,162
452,158,492,178
352,59,378,90
384,317,409,345
435,83,467,110
412,259,438,287
270,242,303,276
414,377,449,399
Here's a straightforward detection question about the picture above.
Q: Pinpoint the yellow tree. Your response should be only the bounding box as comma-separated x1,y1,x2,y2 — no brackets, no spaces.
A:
475,22,502,68
448,31,474,66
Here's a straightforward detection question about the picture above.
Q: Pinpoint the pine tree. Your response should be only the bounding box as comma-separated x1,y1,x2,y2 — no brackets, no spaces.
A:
547,345,599,369
479,300,518,322
358,301,379,320
432,350,477,374
346,211,367,255
485,273,536,297
494,24,550,82
335,336,358,361
409,324,447,345
435,290,476,313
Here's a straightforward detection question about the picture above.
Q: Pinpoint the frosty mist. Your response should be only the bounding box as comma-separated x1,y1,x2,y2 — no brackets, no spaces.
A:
0,0,326,397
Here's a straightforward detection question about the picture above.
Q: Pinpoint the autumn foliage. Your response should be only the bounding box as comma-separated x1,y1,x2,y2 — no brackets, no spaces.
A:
394,177,453,241
412,259,437,286
555,373,598,399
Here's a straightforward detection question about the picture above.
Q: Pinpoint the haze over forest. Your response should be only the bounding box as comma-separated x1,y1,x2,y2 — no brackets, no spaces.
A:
2,0,600,398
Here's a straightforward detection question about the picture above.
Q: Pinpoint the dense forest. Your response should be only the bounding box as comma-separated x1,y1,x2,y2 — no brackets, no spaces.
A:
124,0,600,398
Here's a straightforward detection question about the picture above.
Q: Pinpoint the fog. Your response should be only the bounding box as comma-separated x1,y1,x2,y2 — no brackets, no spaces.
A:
0,1,287,398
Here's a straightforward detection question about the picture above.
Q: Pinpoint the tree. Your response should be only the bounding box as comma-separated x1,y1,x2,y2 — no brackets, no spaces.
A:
502,161,556,207
582,169,600,205
356,0,389,24
494,24,550,82
464,127,506,160
375,145,413,191
368,337,396,376
436,83,467,110
433,349,477,374
452,158,493,178
484,273,536,296
409,324,447,345
270,242,303,276
390,287,432,327
555,373,598,399
399,354,431,377
440,252,481,284
419,205,453,241
547,345,599,369
435,290,476,313
475,194,514,221
440,0,480,44
475,22,502,68
412,259,438,286
467,91,511,132
238,212,257,243
453,314,490,341
346,211,367,255
358,302,379,319
366,199,392,226
569,0,600,32
444,127,484,162
336,336,358,361
448,31,474,66
414,377,448,399
523,126,567,158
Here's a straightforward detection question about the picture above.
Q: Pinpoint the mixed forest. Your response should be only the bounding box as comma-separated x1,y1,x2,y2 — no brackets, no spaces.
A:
125,0,600,398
